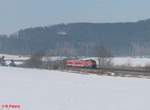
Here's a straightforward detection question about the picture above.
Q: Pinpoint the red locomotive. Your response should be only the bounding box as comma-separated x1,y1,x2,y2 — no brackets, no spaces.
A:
66,59,96,68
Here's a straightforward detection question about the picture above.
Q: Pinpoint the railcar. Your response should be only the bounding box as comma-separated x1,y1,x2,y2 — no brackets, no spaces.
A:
66,59,96,68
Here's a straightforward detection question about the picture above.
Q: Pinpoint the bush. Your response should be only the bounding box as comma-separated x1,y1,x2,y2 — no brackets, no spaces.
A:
24,52,44,68
46,60,66,70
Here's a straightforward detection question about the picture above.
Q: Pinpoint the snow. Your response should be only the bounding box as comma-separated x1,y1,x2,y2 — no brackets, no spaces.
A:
112,57,150,67
0,54,28,60
0,54,29,65
0,66,150,110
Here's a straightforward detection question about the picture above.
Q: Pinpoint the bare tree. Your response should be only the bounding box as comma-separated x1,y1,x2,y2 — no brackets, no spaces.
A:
95,45,113,67
25,52,45,68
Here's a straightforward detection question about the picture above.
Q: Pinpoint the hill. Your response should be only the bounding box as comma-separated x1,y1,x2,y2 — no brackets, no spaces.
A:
1,19,150,56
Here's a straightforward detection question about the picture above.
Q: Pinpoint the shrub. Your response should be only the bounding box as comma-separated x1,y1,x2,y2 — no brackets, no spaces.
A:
24,52,45,68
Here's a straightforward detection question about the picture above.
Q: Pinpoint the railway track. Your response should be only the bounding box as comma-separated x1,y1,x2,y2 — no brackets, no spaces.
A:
64,66,150,79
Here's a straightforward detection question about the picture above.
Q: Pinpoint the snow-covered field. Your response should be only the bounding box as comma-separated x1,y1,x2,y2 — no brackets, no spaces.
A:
0,66,150,110
112,57,150,67
0,54,28,60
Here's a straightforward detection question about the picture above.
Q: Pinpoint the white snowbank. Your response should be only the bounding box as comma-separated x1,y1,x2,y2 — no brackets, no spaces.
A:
0,66,150,110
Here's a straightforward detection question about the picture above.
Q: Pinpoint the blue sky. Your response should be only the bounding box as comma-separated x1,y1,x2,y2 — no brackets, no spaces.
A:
0,0,150,34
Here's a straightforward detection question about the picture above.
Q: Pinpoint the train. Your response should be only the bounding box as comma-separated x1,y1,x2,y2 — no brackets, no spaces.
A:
66,59,97,68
